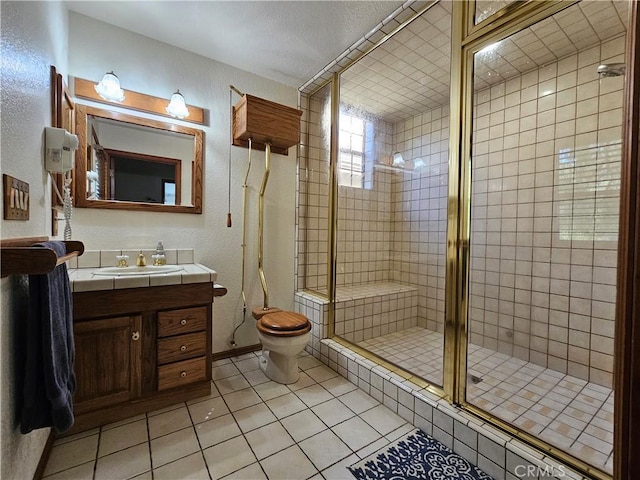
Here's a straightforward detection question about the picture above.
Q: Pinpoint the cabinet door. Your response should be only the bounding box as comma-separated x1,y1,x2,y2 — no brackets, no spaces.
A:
73,315,142,414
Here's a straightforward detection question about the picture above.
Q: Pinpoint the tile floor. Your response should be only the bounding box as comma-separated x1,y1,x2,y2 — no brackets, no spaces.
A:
43,352,415,480
357,326,614,474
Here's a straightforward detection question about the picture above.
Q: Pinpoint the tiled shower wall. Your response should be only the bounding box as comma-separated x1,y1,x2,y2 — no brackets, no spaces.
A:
297,90,330,294
468,35,625,388
390,106,450,333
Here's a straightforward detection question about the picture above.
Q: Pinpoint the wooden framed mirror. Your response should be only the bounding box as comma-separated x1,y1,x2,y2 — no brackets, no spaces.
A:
74,105,203,214
50,66,75,234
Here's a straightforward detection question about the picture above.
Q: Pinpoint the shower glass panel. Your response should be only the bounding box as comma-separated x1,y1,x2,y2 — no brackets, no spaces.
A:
299,83,332,296
466,1,627,474
335,1,451,387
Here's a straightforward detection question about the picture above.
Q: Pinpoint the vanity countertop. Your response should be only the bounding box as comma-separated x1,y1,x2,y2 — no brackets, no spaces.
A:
68,263,217,292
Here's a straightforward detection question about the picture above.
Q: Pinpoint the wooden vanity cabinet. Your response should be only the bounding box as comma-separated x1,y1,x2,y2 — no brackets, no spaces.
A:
69,283,216,434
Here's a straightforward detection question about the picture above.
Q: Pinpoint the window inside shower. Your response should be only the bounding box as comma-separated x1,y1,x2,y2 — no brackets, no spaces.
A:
338,111,365,188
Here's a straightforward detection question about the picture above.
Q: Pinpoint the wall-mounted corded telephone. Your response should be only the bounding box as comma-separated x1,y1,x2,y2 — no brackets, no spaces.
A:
44,126,78,173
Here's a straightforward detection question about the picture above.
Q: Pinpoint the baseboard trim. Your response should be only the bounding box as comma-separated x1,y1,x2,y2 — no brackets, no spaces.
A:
212,343,262,361
33,429,55,480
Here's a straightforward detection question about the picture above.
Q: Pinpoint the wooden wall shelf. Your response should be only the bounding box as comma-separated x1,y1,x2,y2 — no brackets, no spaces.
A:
1,236,84,277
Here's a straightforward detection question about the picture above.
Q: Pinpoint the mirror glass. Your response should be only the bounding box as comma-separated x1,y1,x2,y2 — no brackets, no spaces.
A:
75,105,203,213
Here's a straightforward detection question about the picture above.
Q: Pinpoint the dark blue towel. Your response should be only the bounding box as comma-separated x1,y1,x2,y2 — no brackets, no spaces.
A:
21,241,76,434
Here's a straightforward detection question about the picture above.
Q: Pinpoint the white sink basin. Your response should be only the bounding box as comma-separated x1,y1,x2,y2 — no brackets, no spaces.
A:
92,265,184,276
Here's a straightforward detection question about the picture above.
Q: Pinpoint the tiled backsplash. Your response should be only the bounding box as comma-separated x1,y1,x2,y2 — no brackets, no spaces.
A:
69,248,195,269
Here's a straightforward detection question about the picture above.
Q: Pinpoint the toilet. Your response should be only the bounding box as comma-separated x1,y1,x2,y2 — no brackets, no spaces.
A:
256,311,311,384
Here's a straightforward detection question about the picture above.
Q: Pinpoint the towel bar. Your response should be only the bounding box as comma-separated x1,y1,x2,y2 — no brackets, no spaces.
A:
0,236,84,277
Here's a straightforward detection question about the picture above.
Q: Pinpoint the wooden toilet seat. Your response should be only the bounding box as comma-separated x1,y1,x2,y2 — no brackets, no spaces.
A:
257,311,311,337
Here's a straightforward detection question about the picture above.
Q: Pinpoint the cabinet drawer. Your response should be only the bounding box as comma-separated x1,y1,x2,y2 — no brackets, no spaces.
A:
158,332,206,365
158,306,207,337
158,356,206,391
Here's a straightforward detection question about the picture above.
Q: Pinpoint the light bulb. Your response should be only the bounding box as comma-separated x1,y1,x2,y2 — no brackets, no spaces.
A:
166,89,190,119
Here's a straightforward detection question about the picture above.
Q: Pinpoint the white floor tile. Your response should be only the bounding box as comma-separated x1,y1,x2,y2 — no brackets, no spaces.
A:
215,374,251,394
148,406,192,439
281,409,328,442
94,443,150,480
245,421,295,460
266,392,309,419
254,380,291,401
305,365,339,383
52,428,100,446
320,453,360,480
202,435,256,478
150,427,200,468
153,452,209,480
260,445,318,480
298,355,323,370
360,404,408,435
338,389,380,414
332,416,382,451
98,418,148,457
44,434,99,476
233,403,278,433
102,414,146,431
223,387,263,412
299,429,351,471
287,371,317,391
295,384,334,407
221,462,267,479
187,396,229,425
42,461,94,480
312,398,356,427
212,363,241,380
195,413,242,449
234,356,261,373
321,375,359,396
244,368,271,386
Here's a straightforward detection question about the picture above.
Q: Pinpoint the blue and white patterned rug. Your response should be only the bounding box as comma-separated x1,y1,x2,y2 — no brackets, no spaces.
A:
349,429,494,480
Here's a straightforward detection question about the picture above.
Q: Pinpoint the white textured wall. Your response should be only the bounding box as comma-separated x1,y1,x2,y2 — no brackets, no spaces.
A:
68,13,298,353
1,1,69,478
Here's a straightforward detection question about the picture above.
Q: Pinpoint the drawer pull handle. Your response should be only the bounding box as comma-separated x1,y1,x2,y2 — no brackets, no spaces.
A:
180,371,187,378
180,345,187,352
132,331,140,341
180,319,188,326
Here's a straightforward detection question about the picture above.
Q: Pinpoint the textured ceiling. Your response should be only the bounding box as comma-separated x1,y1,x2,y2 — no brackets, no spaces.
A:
339,0,629,123
65,0,403,88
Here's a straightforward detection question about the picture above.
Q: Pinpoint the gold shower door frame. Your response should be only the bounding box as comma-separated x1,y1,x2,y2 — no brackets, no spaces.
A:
451,1,630,479
306,1,637,479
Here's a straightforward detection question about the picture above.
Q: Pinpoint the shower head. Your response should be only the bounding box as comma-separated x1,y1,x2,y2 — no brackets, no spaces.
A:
597,63,626,77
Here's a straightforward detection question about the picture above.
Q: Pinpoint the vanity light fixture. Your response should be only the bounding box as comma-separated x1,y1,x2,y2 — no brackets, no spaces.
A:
166,89,190,119
94,71,125,102
413,157,426,169
392,152,405,167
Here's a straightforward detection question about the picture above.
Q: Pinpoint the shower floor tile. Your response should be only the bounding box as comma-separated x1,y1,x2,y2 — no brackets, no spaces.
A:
356,326,613,475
